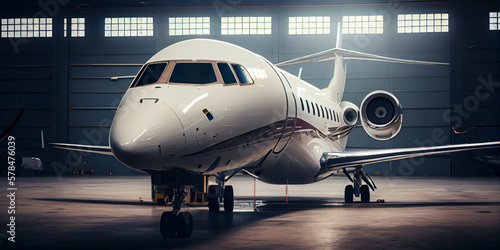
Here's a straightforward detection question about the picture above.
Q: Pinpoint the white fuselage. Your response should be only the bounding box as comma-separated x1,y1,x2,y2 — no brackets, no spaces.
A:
109,39,351,184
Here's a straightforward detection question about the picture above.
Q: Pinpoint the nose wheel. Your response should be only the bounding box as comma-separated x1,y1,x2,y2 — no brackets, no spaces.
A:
160,211,193,238
160,186,193,238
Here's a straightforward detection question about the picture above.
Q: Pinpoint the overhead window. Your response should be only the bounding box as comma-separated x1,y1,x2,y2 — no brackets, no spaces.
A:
104,17,153,37
231,64,253,84
133,63,167,87
221,16,271,35
397,13,449,33
169,17,210,36
64,18,85,37
342,15,383,34
289,16,330,35
1,18,52,38
170,63,217,84
217,62,237,84
490,12,499,30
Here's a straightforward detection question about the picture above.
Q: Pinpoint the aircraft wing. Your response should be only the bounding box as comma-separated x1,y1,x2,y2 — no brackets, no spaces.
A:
50,143,113,156
276,48,450,67
322,141,500,170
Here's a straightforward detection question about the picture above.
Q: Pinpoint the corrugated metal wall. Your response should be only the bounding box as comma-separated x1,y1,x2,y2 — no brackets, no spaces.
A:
1,0,498,176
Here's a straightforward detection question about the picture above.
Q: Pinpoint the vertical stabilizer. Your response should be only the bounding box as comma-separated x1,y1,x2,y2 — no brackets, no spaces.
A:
328,23,346,103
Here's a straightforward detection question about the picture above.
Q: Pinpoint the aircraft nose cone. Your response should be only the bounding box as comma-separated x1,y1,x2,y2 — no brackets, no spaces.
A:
110,100,185,169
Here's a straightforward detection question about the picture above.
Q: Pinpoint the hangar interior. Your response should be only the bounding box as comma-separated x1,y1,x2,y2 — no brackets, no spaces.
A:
1,0,499,176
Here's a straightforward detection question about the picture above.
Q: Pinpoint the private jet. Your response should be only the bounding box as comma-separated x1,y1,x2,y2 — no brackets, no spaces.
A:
52,28,500,238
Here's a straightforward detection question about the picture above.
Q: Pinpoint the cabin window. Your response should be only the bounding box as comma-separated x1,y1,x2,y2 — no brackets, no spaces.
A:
231,64,253,84
169,63,217,84
305,100,310,113
217,62,237,84
133,62,167,87
326,107,330,120
320,105,325,118
315,103,320,117
299,98,304,111
329,109,333,121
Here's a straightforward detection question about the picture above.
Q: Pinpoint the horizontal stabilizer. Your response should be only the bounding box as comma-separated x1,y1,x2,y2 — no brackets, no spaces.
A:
322,141,500,170
51,143,113,156
276,48,449,67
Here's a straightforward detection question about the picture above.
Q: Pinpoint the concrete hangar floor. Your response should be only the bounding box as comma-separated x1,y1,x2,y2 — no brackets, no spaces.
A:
1,175,499,249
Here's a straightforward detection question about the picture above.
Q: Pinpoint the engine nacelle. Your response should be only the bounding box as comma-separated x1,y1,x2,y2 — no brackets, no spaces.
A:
360,90,403,140
340,101,359,126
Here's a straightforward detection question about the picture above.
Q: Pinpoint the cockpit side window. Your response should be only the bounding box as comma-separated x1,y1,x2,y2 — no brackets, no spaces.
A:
217,62,237,84
231,64,253,84
169,63,217,84
133,62,168,87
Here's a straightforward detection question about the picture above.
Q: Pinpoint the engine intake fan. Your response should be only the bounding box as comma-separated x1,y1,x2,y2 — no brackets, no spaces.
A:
360,91,402,140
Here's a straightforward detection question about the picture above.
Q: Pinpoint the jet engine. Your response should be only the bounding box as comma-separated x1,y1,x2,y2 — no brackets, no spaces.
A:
360,90,402,140
340,101,359,126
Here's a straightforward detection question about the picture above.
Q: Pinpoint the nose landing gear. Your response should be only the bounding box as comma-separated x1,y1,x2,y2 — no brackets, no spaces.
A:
160,186,193,238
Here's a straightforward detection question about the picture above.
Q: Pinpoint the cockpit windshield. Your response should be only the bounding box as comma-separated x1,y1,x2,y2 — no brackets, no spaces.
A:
169,63,217,84
133,63,167,87
130,60,255,88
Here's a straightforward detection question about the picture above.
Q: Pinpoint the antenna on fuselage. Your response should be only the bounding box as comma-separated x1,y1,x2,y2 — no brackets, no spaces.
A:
298,67,303,79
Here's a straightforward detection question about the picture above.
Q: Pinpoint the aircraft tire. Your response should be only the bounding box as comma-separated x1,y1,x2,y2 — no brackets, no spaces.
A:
224,185,234,212
176,212,193,238
360,185,370,203
207,185,220,212
208,197,220,212
344,185,354,203
160,212,177,238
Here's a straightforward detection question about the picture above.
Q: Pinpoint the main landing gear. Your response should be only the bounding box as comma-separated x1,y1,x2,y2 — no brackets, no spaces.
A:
343,166,377,203
160,186,193,238
206,174,235,212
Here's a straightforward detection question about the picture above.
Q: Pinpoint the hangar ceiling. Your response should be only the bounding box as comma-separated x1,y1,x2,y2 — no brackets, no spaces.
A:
1,0,498,176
